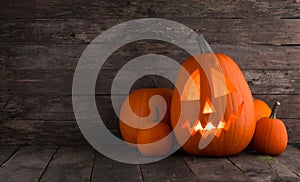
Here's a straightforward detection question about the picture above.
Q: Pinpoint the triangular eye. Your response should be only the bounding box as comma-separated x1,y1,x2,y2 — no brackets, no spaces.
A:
202,98,216,114
181,69,200,101
211,68,237,97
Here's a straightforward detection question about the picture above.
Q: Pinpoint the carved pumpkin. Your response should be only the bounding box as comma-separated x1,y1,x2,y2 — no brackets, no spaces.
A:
254,99,271,122
252,102,288,155
119,88,172,146
171,53,256,156
137,122,172,156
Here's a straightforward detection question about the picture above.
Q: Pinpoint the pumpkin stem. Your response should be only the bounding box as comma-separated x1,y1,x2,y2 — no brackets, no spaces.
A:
154,106,159,122
196,35,213,53
270,101,280,119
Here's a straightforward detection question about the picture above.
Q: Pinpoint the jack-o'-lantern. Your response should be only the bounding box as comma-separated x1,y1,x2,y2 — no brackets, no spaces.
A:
171,53,256,156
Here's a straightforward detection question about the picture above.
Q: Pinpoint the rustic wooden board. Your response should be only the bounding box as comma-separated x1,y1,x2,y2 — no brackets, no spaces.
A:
0,145,18,166
92,153,142,182
39,146,95,182
1,95,299,120
1,69,299,95
274,145,300,177
0,145,299,181
1,19,299,45
228,152,300,181
253,95,300,119
0,119,299,145
1,0,300,19
0,120,88,145
140,155,198,181
285,120,300,144
0,146,57,182
0,0,299,147
1,44,300,70
183,156,252,181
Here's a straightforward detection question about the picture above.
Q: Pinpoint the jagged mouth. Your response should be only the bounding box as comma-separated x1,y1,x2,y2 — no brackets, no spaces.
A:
182,101,244,139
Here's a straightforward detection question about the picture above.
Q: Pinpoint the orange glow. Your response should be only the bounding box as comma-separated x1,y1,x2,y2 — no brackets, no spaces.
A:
182,102,244,139
205,122,215,130
181,69,200,101
211,68,237,97
202,98,216,114
193,120,204,135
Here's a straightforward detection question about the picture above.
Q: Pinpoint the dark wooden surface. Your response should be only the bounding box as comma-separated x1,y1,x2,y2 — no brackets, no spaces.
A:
0,144,299,182
0,0,300,145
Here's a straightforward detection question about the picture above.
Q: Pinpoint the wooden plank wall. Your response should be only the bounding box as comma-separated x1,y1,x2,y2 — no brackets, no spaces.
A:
0,0,299,144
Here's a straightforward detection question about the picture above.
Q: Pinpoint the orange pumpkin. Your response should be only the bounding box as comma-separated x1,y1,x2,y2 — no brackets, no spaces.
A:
254,99,271,122
251,101,288,155
137,122,172,156
171,53,256,156
119,88,172,145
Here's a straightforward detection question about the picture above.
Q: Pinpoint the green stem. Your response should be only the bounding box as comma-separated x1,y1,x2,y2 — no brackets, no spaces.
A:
270,101,280,119
154,106,159,122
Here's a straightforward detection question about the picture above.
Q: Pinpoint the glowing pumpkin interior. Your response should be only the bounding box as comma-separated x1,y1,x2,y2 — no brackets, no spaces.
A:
180,68,244,139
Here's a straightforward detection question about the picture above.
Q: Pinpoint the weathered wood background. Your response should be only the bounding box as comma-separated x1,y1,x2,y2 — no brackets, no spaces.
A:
0,0,299,144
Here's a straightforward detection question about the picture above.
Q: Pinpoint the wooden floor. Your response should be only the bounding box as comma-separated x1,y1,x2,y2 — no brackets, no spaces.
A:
0,144,299,182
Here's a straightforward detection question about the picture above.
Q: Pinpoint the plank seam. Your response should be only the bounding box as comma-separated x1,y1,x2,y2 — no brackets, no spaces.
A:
227,157,246,173
292,171,300,178
89,150,97,182
181,157,200,182
253,43,300,47
0,146,20,167
138,164,145,182
37,145,59,182
281,17,300,19
275,147,300,178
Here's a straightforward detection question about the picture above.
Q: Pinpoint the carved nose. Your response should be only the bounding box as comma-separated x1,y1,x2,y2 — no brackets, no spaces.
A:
202,98,216,114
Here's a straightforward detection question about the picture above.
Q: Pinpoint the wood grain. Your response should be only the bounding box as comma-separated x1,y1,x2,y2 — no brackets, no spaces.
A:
1,69,299,95
140,155,198,181
228,152,300,181
0,146,57,182
1,19,299,45
92,153,142,182
183,156,252,181
284,119,300,144
1,44,300,70
0,145,299,181
1,95,299,121
39,146,95,182
0,120,88,145
0,0,299,146
1,119,298,145
274,145,300,177
1,0,300,19
1,93,299,145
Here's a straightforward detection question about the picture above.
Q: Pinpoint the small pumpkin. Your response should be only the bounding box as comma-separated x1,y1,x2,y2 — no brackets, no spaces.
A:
254,99,271,122
119,87,173,149
251,101,288,155
137,122,172,156
171,53,256,156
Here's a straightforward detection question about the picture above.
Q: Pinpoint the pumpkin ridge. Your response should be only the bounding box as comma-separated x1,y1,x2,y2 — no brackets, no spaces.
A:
217,54,242,152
